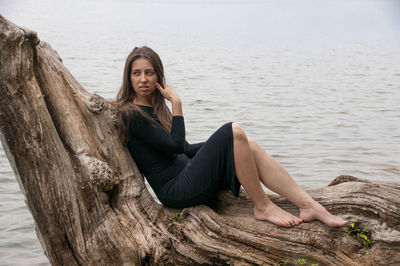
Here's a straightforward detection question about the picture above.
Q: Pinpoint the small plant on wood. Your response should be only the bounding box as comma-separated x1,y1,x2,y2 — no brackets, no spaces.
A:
275,258,318,266
348,221,372,248
170,212,182,222
297,258,308,265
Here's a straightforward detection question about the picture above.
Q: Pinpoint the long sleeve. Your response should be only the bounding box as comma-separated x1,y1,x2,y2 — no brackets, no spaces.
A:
128,111,186,154
184,141,204,158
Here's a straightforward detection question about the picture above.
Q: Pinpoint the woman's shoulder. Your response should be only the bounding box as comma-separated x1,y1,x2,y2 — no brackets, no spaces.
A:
121,105,155,128
121,108,141,125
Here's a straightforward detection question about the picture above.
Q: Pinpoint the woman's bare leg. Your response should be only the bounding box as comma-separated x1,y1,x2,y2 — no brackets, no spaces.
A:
248,138,348,227
232,123,302,227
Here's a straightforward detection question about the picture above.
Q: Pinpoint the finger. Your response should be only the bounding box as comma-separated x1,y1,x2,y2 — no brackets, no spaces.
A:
155,83,167,95
155,83,164,90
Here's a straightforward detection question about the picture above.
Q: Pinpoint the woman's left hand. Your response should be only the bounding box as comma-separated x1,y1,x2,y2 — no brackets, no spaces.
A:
156,83,182,116
155,83,181,104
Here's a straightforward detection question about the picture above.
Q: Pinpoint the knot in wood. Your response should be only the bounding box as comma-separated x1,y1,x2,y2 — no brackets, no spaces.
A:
20,26,40,45
87,157,119,191
88,94,107,114
160,237,171,249
108,104,119,128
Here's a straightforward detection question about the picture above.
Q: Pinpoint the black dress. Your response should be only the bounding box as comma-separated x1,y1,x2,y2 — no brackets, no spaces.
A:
124,105,240,208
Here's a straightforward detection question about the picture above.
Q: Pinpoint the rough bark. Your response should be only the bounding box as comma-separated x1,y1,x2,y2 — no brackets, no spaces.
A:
1,15,399,265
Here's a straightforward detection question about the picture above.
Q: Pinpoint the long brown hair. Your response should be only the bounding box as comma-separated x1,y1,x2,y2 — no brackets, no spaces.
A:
115,46,172,144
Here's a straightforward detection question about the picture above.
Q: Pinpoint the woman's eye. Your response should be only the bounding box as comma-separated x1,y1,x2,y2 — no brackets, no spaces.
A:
132,71,140,76
146,71,154,75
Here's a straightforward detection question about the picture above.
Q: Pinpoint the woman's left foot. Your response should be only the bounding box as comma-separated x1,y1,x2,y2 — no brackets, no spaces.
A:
254,199,303,227
299,201,348,227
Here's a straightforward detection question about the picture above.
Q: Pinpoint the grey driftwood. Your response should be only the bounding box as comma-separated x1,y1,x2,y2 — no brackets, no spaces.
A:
1,15,399,265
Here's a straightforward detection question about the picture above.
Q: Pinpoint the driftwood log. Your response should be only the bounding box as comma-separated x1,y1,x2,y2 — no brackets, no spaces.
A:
1,15,399,265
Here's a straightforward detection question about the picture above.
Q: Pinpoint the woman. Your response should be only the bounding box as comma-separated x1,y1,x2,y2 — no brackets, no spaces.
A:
115,46,348,227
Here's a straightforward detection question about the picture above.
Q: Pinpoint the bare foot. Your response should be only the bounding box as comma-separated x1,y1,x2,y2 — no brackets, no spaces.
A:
299,201,348,227
254,200,302,227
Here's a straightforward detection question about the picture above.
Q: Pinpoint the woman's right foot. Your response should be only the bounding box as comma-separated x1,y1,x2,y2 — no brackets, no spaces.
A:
254,200,302,227
299,200,348,227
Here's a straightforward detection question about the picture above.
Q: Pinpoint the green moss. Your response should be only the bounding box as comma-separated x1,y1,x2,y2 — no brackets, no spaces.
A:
348,221,373,248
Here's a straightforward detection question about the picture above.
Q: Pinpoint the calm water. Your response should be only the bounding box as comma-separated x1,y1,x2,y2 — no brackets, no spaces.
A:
1,0,400,264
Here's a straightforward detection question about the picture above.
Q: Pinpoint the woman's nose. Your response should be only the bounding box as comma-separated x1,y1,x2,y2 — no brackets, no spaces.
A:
140,73,147,82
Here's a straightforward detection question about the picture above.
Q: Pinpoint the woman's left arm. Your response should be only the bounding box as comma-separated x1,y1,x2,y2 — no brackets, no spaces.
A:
184,141,205,158
156,82,203,157
155,83,182,116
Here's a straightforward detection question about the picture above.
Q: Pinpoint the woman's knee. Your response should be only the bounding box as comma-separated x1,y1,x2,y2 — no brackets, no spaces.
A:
248,137,257,148
232,123,248,142
248,137,261,154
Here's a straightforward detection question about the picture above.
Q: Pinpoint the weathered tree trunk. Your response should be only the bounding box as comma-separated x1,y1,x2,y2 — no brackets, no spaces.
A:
1,15,399,265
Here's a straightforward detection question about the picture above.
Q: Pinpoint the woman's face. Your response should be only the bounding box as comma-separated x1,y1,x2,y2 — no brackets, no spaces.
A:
130,58,158,102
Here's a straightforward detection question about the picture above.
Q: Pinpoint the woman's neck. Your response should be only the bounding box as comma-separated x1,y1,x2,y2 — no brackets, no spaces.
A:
133,96,153,107
134,101,152,107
